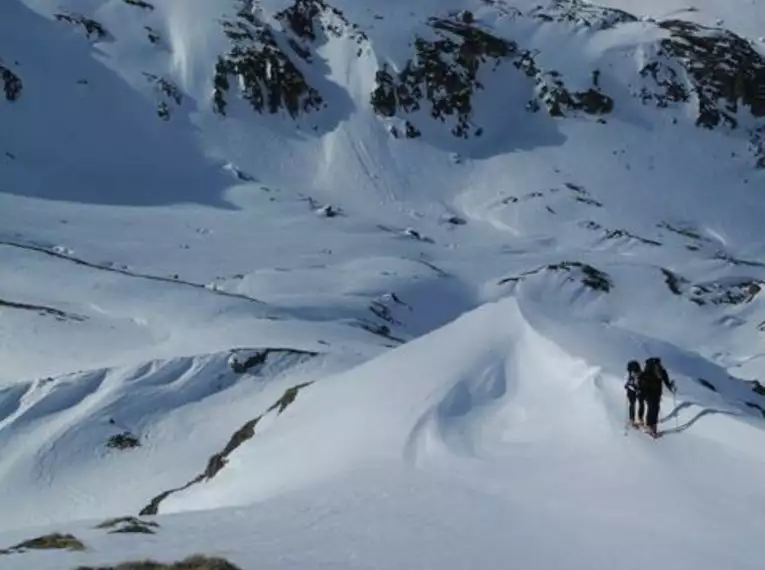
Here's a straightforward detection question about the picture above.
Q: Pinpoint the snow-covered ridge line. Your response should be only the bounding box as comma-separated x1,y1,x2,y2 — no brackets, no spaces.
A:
0,239,271,308
139,379,314,516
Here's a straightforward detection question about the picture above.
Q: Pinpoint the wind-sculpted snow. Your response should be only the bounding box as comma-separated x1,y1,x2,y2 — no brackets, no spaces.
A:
0,349,329,530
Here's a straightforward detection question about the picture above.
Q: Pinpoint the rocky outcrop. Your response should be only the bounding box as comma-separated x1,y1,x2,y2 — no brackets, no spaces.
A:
77,554,243,570
54,12,111,41
689,279,761,306
0,533,86,555
500,261,613,293
0,298,86,322
140,381,313,516
213,0,363,118
530,69,614,117
275,0,367,59
638,19,765,165
661,268,688,295
123,0,155,10
529,0,637,30
227,347,317,374
143,73,182,120
371,12,517,138
213,1,324,117
658,269,762,306
1,62,22,101
106,431,141,450
96,516,159,534
371,10,615,139
657,20,765,129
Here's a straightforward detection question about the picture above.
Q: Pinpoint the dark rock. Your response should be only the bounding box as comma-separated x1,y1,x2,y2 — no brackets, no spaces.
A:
140,382,313,516
500,261,613,293
143,73,183,120
547,261,613,292
658,20,765,126
533,70,614,117
529,0,638,30
446,215,467,225
745,401,765,418
106,432,141,450
640,19,765,161
602,228,661,246
370,15,517,138
661,268,688,295
55,12,111,40
228,348,317,374
0,533,86,555
275,0,366,44
213,1,325,118
96,517,159,535
145,26,162,44
689,279,761,306
123,0,155,10
0,298,86,322
76,554,243,570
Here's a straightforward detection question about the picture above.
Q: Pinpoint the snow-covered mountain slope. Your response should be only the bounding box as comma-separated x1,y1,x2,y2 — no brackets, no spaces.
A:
2,0,765,568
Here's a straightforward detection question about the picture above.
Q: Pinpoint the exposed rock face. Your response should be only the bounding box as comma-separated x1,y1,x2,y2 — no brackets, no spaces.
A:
123,0,155,10
531,69,614,117
500,260,613,293
143,73,183,121
139,381,313,516
96,516,159,534
371,13,517,138
658,20,765,128
371,8,616,139
275,0,367,57
213,1,325,117
54,12,111,41
637,19,765,165
213,0,364,118
529,0,638,30
689,279,761,306
0,533,86,555
106,431,141,450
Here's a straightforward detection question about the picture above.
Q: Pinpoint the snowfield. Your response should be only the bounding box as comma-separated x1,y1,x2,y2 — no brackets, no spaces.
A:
2,0,765,568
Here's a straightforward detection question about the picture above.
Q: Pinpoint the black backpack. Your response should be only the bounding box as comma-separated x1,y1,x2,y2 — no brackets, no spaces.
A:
639,358,668,394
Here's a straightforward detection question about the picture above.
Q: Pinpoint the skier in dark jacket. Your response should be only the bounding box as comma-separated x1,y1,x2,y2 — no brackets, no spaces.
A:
639,357,675,437
625,360,644,427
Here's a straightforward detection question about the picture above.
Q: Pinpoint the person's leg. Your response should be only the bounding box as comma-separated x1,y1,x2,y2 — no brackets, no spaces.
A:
645,395,660,435
628,392,636,424
638,396,646,425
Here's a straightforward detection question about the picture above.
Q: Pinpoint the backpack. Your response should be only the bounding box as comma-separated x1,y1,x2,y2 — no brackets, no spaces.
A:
639,358,669,395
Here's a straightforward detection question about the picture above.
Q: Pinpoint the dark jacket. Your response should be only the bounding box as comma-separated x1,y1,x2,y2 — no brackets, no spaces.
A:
639,361,673,398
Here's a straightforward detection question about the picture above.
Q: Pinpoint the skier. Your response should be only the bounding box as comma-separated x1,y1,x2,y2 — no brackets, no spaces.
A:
639,357,676,438
625,360,644,427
